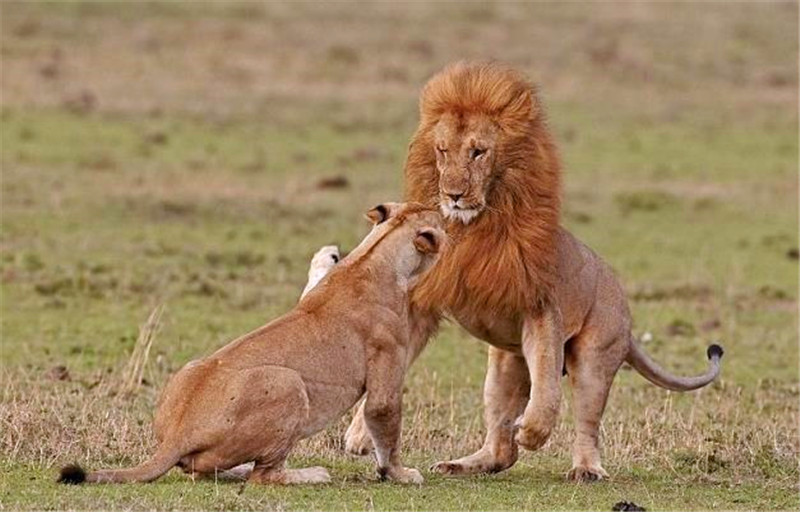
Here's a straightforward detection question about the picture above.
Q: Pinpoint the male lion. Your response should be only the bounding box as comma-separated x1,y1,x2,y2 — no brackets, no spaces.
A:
343,61,724,481
59,203,444,486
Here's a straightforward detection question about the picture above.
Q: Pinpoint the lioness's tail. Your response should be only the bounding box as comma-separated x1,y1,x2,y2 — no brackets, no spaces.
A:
626,336,724,392
58,444,181,485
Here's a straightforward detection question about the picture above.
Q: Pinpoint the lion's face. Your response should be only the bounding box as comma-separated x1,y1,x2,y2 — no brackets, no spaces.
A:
432,113,499,224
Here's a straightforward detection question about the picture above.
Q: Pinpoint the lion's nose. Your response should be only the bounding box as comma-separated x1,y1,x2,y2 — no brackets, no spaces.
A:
447,192,463,203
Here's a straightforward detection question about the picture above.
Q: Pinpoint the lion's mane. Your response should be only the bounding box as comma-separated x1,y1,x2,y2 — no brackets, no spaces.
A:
404,61,562,317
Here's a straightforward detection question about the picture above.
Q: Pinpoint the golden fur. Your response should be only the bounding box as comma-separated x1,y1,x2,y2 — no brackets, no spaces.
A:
405,61,562,315
344,62,723,481
58,204,444,486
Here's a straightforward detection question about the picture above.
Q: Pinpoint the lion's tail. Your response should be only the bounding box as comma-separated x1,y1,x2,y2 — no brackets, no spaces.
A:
58,444,182,485
625,335,724,392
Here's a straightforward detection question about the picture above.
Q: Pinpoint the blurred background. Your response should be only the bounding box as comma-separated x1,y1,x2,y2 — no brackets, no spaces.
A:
1,2,797,510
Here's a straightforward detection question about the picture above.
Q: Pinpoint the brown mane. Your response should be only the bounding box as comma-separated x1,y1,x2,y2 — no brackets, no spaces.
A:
404,61,562,317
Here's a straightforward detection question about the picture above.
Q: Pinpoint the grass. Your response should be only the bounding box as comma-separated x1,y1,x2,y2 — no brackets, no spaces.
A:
1,2,798,511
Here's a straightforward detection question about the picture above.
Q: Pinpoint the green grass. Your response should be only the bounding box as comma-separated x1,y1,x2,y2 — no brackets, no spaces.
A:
1,2,798,511
2,458,797,511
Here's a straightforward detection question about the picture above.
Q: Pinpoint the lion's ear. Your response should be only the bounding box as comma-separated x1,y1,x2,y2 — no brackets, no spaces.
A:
365,204,389,225
413,228,440,254
504,89,538,123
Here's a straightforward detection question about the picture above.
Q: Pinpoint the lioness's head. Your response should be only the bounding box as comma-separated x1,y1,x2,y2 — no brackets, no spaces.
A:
360,202,445,284
414,61,542,225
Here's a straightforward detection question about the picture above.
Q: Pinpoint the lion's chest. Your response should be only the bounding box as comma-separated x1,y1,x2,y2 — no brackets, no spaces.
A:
446,306,523,353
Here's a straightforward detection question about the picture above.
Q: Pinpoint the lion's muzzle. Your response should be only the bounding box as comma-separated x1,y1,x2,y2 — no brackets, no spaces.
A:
440,197,481,224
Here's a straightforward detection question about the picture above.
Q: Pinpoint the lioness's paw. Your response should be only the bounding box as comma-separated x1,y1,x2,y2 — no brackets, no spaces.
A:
381,467,423,485
310,245,340,270
294,466,332,484
344,417,373,456
270,466,331,485
566,465,608,483
513,416,553,452
302,246,340,298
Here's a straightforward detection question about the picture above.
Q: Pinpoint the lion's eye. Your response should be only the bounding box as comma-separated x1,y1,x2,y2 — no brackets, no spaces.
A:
469,148,486,160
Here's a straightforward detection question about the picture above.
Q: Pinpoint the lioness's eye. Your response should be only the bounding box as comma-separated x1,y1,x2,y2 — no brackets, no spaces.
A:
469,148,486,160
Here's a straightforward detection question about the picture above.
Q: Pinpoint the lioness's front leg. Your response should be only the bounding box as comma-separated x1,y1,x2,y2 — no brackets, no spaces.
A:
363,331,422,484
515,307,564,451
345,304,440,455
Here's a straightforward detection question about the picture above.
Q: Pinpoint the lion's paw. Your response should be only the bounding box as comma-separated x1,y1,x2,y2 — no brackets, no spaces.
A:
513,416,553,452
344,416,373,456
430,449,514,476
566,465,608,483
381,466,423,484
429,460,465,476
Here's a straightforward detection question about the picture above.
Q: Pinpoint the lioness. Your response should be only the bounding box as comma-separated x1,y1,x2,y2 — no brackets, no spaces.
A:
342,61,725,481
59,203,444,486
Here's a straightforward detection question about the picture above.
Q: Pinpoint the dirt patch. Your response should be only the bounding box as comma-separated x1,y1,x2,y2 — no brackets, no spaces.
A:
614,190,679,215
631,284,712,302
316,175,350,190
204,250,266,269
44,365,71,381
665,318,696,337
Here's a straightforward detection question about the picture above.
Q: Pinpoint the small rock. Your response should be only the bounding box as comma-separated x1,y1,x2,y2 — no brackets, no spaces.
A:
612,501,646,512
787,248,799,260
144,131,168,145
351,146,380,162
39,61,60,80
665,319,695,337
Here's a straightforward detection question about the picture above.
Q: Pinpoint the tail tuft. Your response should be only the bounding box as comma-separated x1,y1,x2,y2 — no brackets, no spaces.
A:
707,344,724,360
58,464,86,485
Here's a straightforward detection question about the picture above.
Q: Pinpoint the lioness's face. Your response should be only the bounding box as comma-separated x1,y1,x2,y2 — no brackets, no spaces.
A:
433,113,499,224
364,203,445,281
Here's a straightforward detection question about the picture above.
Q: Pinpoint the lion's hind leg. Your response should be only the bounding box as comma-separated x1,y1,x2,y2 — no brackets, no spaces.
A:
564,327,628,482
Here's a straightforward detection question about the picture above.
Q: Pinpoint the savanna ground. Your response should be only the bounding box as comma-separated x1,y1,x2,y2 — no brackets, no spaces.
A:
1,2,798,511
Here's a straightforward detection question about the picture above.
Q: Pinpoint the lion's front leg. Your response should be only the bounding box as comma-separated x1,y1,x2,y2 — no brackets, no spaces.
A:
514,307,564,452
431,347,529,476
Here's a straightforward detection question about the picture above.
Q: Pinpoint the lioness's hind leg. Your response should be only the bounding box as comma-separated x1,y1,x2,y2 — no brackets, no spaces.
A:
565,331,627,482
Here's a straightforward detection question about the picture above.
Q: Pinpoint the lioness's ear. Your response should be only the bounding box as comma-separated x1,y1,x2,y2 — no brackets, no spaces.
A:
414,228,440,254
365,204,389,225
